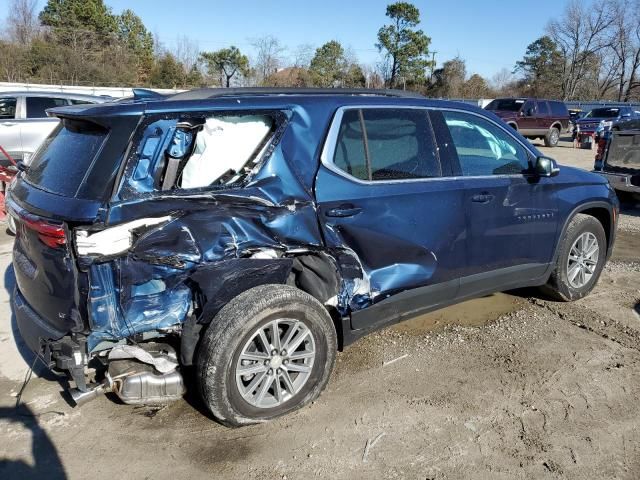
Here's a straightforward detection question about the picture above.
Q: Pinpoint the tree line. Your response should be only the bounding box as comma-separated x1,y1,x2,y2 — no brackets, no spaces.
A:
2,0,640,101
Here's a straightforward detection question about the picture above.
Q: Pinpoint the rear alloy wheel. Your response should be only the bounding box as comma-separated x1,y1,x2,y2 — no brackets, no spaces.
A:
542,214,606,301
196,284,337,427
544,127,560,147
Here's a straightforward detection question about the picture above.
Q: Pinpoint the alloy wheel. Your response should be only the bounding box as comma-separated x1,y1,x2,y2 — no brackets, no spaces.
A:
235,319,316,409
566,232,599,288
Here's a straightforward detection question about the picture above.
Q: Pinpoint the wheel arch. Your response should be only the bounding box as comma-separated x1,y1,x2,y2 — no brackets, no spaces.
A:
552,201,614,265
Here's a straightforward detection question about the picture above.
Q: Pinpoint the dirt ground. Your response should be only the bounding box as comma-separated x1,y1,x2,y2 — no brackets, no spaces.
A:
1,138,639,480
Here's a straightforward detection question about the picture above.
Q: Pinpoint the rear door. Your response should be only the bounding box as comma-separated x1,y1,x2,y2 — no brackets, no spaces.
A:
0,95,21,162
315,106,467,330
437,109,558,296
20,96,67,161
536,100,551,132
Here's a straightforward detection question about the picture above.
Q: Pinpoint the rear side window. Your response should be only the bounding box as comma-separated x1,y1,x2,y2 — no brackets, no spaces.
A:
0,97,16,119
443,111,529,176
25,119,108,197
332,108,441,181
537,101,550,116
26,97,68,119
550,101,568,116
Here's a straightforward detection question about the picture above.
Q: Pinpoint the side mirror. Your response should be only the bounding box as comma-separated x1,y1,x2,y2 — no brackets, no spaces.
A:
535,156,560,177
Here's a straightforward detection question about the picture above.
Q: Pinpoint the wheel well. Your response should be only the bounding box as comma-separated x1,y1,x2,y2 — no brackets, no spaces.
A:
579,207,611,248
550,122,562,132
289,253,344,349
508,122,518,130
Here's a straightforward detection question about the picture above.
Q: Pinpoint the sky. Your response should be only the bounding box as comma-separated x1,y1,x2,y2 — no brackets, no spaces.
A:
18,0,571,79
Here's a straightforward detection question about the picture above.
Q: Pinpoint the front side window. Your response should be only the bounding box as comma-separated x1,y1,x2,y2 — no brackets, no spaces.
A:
0,97,17,119
443,111,530,176
332,108,441,181
26,97,68,118
537,101,550,116
123,112,276,196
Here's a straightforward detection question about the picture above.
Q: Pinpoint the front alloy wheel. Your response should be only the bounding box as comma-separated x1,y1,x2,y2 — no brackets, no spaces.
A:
566,232,599,288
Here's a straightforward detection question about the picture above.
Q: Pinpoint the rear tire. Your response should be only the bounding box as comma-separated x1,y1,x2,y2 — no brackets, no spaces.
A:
544,127,560,147
541,214,606,301
196,284,337,427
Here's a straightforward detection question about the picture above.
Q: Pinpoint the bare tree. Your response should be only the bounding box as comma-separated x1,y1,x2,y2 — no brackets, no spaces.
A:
6,0,39,45
547,0,615,100
291,43,315,68
623,0,640,100
173,35,200,73
250,35,286,85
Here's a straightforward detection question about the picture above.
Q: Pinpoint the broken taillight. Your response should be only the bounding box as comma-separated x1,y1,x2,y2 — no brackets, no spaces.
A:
19,211,66,248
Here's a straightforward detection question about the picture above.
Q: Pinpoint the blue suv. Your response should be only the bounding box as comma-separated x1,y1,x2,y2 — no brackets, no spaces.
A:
8,88,618,426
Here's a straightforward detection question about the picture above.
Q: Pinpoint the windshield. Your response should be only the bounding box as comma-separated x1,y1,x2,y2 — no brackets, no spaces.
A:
25,119,108,198
585,108,619,119
485,99,525,112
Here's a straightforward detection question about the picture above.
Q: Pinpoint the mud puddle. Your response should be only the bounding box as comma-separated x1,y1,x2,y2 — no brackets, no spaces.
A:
612,228,640,262
392,292,524,334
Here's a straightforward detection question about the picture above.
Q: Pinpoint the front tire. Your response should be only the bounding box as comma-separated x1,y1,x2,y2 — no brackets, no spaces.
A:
542,214,606,301
196,284,337,427
544,127,560,147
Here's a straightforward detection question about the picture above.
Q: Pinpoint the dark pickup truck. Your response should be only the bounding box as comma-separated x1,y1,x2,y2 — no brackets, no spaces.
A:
594,119,640,198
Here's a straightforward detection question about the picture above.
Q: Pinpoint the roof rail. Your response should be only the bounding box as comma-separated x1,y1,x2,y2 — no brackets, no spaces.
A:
169,87,424,101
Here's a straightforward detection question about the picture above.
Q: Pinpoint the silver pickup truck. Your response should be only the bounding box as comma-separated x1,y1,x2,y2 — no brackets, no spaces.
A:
594,119,640,199
0,91,110,165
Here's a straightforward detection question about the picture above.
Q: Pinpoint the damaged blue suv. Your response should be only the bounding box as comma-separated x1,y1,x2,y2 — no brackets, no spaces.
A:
9,88,618,426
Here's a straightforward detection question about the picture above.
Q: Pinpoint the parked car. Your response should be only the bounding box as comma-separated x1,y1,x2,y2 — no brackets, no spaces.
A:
574,106,640,149
0,91,110,165
568,108,586,132
594,118,640,199
9,88,618,426
484,98,570,147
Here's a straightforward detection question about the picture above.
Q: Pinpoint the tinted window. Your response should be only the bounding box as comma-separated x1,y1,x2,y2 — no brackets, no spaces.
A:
25,119,108,197
585,108,620,119
0,97,16,119
485,99,525,112
537,101,550,116
443,111,529,176
69,99,97,105
522,100,536,116
333,108,440,181
550,101,568,116
26,97,68,118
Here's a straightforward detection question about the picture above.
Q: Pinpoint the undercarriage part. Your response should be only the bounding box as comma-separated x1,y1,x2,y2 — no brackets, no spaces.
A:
107,342,185,405
69,342,185,406
69,376,113,406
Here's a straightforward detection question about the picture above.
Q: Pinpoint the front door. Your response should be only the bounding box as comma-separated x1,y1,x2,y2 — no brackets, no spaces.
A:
315,106,467,330
518,99,538,136
437,109,559,296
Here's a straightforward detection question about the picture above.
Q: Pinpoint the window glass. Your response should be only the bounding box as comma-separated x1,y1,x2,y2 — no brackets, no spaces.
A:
550,101,568,116
70,99,97,105
332,108,440,181
443,111,530,176
26,97,68,118
537,101,550,116
522,100,536,117
0,97,16,119
25,119,108,197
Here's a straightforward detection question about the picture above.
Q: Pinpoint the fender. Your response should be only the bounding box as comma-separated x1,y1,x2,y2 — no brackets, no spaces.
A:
550,200,616,269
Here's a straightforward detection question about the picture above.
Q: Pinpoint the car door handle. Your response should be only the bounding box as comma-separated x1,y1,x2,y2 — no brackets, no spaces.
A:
471,193,494,204
325,205,362,217
1,122,17,127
